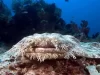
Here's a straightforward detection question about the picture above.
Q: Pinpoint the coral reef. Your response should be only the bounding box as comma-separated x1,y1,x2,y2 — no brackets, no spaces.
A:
0,0,65,44
91,33,100,42
92,32,100,39
0,33,100,75
65,21,80,34
0,1,99,74
0,0,99,45
65,20,91,42
80,20,90,37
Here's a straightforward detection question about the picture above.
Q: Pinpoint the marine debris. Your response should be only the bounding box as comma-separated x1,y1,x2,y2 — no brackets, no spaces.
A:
0,33,100,75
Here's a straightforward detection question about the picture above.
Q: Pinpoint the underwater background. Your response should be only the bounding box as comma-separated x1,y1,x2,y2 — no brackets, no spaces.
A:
3,0,100,36
0,0,100,47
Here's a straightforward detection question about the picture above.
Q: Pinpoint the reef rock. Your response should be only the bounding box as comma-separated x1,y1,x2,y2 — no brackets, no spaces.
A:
0,33,100,75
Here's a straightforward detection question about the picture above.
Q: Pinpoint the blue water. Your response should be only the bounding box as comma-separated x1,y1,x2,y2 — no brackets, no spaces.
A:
3,0,100,36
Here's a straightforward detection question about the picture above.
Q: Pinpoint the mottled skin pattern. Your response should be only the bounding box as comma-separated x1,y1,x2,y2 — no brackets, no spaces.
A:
0,33,100,75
